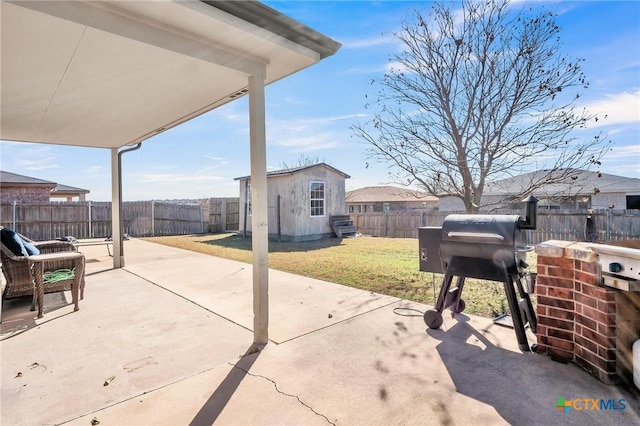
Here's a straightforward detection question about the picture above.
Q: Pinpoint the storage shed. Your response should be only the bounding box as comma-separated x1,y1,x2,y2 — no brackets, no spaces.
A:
235,163,350,241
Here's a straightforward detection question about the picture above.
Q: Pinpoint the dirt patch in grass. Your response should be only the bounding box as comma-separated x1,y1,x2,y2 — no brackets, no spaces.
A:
144,233,536,318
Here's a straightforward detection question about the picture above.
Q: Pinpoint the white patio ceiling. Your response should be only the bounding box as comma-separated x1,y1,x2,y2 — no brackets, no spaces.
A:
1,0,340,346
1,0,339,148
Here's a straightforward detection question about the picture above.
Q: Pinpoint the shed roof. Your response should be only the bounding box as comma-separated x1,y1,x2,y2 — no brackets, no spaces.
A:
346,186,437,203
235,163,350,181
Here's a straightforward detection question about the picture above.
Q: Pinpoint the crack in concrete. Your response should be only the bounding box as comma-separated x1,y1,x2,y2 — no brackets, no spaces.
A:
230,362,336,426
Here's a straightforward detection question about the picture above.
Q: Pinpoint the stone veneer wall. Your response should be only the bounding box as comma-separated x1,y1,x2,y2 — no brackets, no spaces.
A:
0,186,52,203
535,240,618,384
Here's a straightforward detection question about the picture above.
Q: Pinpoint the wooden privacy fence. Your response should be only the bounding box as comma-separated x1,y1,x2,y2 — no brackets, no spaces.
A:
208,197,240,232
0,200,216,241
350,209,640,243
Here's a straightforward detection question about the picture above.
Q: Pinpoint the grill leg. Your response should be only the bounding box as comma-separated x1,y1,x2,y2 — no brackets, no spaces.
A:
434,271,454,312
515,275,537,333
504,273,530,352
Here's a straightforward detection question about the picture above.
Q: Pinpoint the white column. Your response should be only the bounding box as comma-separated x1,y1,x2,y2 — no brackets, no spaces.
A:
111,148,123,268
249,73,268,346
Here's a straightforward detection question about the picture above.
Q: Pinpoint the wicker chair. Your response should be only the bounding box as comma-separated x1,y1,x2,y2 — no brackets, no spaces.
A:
1,233,85,318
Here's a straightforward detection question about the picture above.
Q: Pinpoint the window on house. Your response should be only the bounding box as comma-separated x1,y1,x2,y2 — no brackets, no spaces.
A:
349,205,354,213
310,181,325,217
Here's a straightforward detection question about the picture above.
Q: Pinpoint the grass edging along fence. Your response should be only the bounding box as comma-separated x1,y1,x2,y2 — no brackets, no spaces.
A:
350,209,640,243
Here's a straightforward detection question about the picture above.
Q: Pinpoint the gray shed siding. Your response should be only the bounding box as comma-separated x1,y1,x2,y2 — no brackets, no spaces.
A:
238,166,347,241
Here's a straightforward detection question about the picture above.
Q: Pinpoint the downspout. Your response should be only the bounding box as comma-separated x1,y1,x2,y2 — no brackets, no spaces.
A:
116,143,142,266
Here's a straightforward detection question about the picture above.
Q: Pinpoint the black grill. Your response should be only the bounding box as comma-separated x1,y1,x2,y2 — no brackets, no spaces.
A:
419,196,538,352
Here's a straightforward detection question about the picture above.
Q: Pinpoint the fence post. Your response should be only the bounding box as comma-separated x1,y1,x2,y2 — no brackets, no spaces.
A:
200,205,204,234
88,201,93,238
221,198,227,232
151,200,155,237
12,200,17,229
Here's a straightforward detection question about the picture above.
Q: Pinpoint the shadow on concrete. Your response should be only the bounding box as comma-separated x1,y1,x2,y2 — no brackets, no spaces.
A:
428,316,639,426
190,346,261,426
1,292,74,339
199,233,344,253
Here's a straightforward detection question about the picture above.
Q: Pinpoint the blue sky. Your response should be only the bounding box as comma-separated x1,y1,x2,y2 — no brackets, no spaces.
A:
1,0,638,201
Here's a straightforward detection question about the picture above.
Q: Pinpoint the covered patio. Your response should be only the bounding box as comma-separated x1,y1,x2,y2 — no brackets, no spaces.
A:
2,240,638,425
1,0,341,346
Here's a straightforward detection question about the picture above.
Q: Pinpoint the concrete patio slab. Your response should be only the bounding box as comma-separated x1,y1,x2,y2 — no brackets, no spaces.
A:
122,239,401,343
2,238,639,425
1,267,253,426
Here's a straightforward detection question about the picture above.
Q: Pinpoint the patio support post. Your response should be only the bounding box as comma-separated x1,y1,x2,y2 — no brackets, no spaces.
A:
111,148,123,268
249,72,269,346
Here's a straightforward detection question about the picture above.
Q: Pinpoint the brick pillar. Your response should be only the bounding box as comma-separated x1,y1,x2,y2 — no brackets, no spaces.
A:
535,241,618,384
535,241,576,362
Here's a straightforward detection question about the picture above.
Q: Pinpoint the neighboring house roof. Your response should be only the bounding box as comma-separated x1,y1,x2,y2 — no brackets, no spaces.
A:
0,170,56,187
234,163,350,180
51,183,91,196
483,169,640,197
346,186,438,203
0,170,89,194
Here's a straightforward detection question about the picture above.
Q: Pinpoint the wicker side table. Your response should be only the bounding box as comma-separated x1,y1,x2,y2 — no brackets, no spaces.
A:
28,252,85,319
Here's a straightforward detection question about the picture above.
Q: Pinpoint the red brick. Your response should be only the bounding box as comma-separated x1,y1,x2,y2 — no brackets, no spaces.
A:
580,326,615,349
577,260,599,275
536,324,548,336
575,334,598,354
597,346,616,362
575,314,598,332
597,299,616,314
576,270,598,286
536,305,547,316
538,256,574,269
545,277,574,289
581,283,615,302
576,347,606,370
582,305,616,326
548,327,573,342
597,323,615,336
575,293,598,309
548,307,574,321
539,316,574,331
535,285,547,296
547,346,573,362
547,266,574,279
538,295,574,311
548,287,573,299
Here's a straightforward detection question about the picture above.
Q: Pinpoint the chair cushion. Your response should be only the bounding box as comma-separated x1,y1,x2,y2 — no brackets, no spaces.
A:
23,240,41,256
0,228,28,257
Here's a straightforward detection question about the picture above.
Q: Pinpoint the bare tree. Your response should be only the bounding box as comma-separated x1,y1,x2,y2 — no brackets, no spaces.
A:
279,154,329,170
351,0,609,213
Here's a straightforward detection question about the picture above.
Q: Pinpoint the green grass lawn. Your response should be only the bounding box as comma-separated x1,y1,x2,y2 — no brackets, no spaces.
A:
144,233,536,318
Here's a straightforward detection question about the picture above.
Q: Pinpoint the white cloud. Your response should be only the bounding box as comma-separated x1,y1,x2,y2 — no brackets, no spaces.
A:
342,35,394,50
138,173,225,184
581,91,640,128
17,157,60,171
82,165,102,173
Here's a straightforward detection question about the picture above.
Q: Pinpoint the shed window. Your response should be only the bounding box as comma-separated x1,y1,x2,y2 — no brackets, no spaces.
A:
310,181,325,217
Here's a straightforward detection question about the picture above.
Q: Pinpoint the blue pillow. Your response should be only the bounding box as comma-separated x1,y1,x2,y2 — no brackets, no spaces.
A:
0,228,29,257
23,240,40,256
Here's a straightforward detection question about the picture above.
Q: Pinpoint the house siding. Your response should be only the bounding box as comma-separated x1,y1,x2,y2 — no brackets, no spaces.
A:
0,186,52,203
